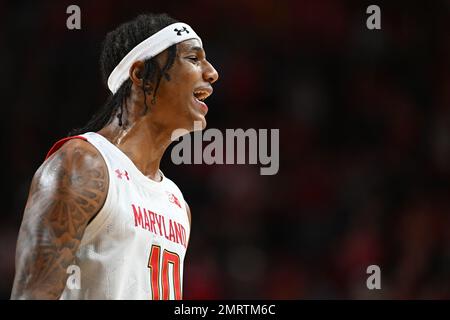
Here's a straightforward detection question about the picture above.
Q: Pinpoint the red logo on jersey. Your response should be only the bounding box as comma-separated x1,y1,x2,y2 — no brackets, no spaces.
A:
115,169,130,180
166,192,182,209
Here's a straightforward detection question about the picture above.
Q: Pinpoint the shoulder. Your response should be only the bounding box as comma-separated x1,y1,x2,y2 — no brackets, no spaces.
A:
29,138,108,217
161,175,191,226
161,174,182,191
44,138,104,167
41,138,107,178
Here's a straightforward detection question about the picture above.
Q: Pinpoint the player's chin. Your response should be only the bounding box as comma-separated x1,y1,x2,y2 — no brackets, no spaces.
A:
191,113,206,131
189,103,207,130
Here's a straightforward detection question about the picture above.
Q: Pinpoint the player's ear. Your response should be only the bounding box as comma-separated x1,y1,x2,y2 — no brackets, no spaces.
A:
129,60,152,94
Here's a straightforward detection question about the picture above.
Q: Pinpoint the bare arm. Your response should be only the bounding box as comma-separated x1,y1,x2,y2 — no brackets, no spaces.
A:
11,139,108,299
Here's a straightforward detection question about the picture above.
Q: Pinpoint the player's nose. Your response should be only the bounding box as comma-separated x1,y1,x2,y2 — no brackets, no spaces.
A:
203,60,219,84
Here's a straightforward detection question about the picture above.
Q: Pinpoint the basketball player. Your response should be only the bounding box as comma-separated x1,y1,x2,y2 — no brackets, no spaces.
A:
10,13,218,299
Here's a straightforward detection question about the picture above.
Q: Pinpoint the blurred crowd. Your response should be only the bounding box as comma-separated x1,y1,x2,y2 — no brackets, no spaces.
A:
1,0,449,299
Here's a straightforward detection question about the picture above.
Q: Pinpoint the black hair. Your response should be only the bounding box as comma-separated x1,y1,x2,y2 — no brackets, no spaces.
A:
69,13,178,136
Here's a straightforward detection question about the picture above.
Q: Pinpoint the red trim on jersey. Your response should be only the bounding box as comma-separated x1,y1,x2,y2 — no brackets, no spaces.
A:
45,135,88,160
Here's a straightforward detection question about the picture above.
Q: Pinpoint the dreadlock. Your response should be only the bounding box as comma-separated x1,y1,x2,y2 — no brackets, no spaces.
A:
69,13,178,136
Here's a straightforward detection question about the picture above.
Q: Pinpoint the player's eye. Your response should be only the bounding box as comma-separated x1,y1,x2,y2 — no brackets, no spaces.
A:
187,56,199,63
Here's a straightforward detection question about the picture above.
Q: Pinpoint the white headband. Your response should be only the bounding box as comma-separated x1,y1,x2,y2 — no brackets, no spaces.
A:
107,22,202,94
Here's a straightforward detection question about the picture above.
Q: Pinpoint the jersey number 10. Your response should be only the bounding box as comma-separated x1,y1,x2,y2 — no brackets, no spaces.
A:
148,245,181,299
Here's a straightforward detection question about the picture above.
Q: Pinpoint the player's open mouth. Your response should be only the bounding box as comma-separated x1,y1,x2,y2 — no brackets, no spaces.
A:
193,89,211,102
193,88,212,113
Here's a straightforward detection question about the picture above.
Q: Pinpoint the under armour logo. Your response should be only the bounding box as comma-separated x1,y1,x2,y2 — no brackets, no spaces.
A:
174,26,189,36
167,192,182,209
115,169,130,180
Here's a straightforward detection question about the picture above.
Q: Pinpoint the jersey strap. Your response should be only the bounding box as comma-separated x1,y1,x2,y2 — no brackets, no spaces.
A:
45,135,88,160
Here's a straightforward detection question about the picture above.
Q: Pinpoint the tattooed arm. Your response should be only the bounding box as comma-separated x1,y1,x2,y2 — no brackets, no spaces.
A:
11,139,108,299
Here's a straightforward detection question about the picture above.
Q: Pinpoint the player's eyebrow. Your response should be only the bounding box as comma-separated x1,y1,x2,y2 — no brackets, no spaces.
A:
187,46,205,54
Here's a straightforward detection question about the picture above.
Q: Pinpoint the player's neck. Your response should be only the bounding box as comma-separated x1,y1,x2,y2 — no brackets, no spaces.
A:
97,116,172,182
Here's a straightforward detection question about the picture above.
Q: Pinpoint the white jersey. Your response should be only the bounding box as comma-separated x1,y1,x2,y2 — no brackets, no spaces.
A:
47,132,190,300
